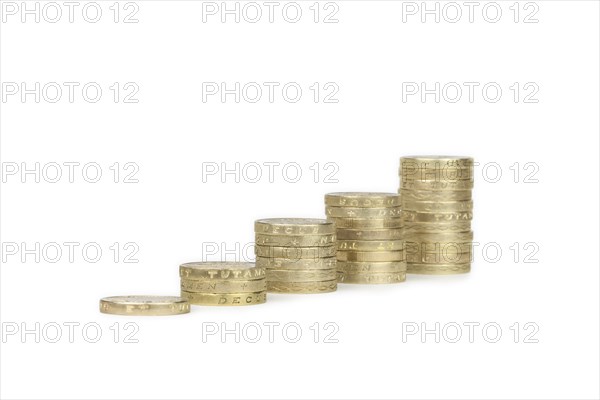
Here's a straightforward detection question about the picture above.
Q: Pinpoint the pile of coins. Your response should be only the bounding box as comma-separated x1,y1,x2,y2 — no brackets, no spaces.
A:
179,262,267,306
255,218,337,293
325,192,406,284
399,156,474,274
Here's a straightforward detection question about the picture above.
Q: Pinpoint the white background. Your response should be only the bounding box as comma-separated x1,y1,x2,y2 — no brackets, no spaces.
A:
1,1,599,399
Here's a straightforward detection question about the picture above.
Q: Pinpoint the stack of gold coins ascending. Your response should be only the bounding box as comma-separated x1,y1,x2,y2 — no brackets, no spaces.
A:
179,262,267,306
399,156,474,275
255,218,337,294
324,193,406,284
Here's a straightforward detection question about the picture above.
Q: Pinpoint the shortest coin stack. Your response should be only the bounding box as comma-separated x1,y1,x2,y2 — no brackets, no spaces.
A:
325,192,407,284
99,295,190,316
255,218,337,294
179,262,267,306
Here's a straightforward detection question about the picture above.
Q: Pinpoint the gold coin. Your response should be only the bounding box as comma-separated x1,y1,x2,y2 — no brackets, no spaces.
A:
180,278,266,293
255,233,336,247
266,269,337,282
403,221,471,233
99,296,190,316
337,240,404,251
181,291,267,306
326,206,402,218
407,263,470,275
338,271,407,284
179,262,265,281
337,260,407,273
404,231,474,242
324,192,400,208
402,210,473,223
328,217,403,229
400,170,473,182
336,228,402,240
337,250,405,262
401,200,473,212
267,279,337,293
399,179,474,191
399,189,472,201
254,218,335,235
406,251,472,264
255,245,336,259
255,256,336,270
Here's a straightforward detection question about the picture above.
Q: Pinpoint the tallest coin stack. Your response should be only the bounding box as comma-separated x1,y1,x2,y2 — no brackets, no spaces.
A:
399,156,474,274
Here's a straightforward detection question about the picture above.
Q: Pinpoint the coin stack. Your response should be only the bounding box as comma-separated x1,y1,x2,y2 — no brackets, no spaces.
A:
325,192,406,284
399,156,474,274
179,262,267,306
255,218,337,294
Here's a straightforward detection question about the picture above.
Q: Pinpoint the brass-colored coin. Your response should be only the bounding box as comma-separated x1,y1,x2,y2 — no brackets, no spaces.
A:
254,218,335,235
266,269,337,282
403,221,471,233
336,228,403,240
407,263,471,275
181,290,267,306
180,262,265,281
400,169,473,182
337,260,407,273
402,210,473,223
406,251,472,264
267,279,337,293
337,240,404,251
401,200,473,212
405,241,473,253
337,250,405,262
399,189,472,201
338,271,407,284
326,206,402,218
324,192,400,208
255,256,336,270
404,231,474,242
99,296,190,316
255,245,336,259
399,179,474,191
180,278,267,293
255,233,335,247
328,217,403,229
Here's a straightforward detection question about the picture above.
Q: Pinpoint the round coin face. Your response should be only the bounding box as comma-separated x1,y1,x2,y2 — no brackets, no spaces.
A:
99,296,190,316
